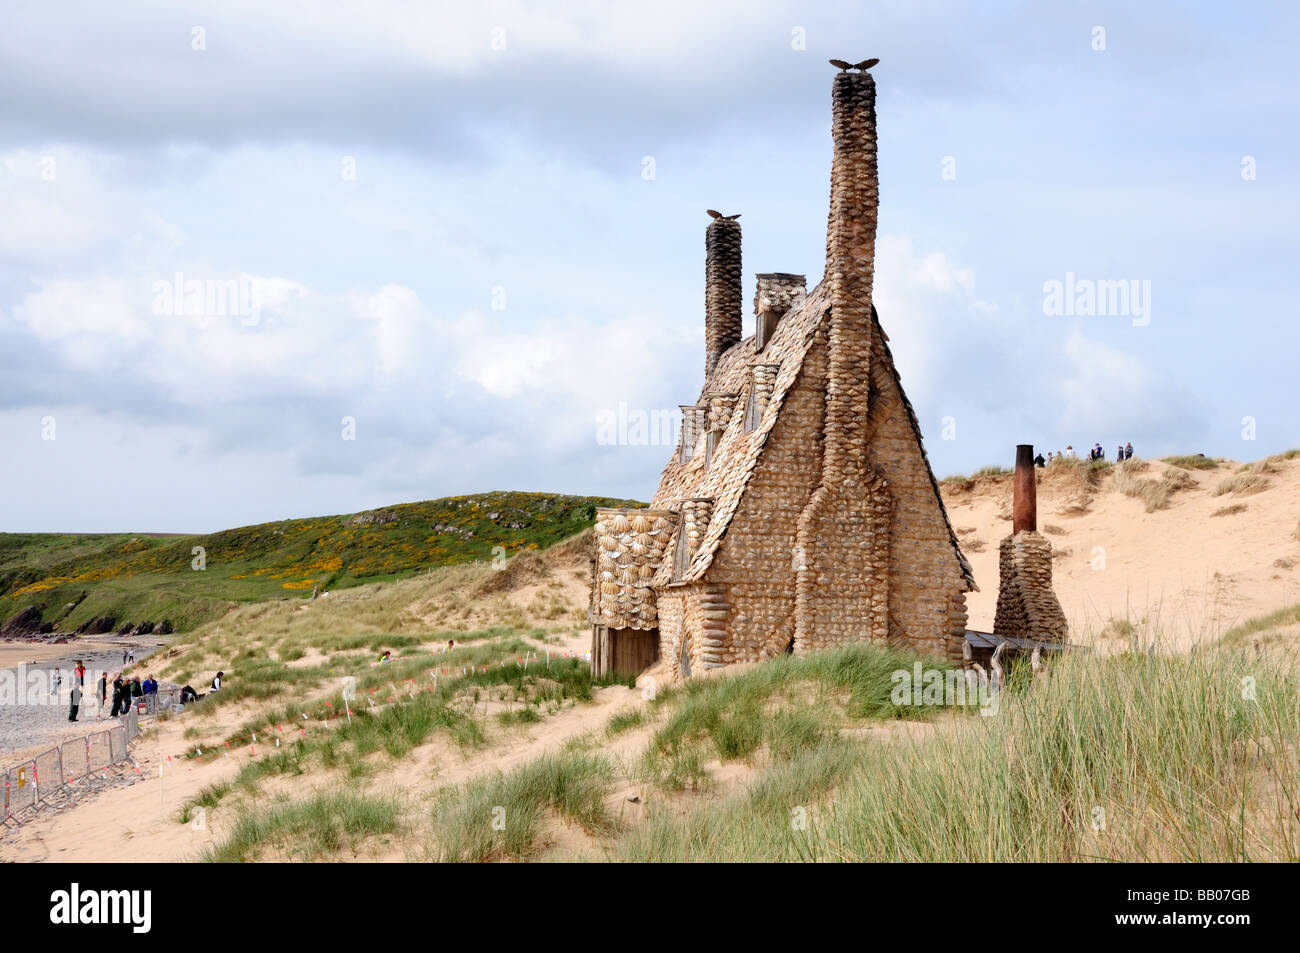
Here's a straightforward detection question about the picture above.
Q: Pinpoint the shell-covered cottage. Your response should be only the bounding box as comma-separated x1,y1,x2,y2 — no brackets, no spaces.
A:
590,62,981,680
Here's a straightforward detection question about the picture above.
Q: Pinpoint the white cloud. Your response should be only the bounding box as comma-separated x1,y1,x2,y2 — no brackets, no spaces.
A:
1057,332,1157,435
872,234,1001,402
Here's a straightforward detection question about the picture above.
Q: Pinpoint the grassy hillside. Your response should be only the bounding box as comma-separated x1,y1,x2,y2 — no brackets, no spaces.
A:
0,491,640,634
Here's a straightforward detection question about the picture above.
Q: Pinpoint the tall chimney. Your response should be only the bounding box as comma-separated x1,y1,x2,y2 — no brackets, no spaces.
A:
823,64,879,485
1013,444,1037,534
705,213,742,377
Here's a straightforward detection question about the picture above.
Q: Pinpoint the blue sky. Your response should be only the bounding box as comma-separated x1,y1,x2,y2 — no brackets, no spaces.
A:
1,0,1297,532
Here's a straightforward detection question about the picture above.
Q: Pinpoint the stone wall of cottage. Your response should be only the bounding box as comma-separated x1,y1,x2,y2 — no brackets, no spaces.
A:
704,326,829,663
656,585,718,680
693,318,969,666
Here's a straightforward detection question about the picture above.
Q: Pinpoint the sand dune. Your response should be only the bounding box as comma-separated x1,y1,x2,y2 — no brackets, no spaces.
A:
945,454,1300,648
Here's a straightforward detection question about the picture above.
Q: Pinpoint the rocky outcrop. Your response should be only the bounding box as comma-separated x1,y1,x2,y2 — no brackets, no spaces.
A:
75,616,118,635
350,510,398,526
2,604,45,635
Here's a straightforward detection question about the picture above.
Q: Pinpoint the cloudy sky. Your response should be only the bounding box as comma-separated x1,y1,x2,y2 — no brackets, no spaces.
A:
2,1,1297,532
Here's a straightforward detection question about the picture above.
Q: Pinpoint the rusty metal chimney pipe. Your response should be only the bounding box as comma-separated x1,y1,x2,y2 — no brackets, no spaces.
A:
1013,444,1037,534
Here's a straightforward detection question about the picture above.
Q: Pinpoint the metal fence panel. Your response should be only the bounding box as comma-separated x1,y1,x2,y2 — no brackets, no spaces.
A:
5,762,37,815
87,729,112,772
34,748,62,796
108,726,124,764
60,737,89,782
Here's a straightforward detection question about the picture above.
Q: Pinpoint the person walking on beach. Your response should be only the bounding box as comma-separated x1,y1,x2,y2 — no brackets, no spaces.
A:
50,667,62,698
122,649,128,665
74,659,86,687
128,648,135,664
69,681,81,722
98,672,107,717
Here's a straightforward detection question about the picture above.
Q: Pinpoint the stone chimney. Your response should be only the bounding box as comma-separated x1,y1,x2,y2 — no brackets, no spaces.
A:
822,65,879,486
754,273,806,350
1013,444,1037,534
705,214,743,377
995,444,1068,643
792,61,884,653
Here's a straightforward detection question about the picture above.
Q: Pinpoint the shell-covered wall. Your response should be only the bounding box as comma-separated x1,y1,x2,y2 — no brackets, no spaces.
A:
590,508,677,631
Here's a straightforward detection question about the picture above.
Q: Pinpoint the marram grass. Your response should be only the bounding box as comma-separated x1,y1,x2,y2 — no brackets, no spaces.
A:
613,645,1299,862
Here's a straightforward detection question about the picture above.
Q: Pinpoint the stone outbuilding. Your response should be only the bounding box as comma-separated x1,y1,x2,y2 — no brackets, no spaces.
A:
590,62,981,679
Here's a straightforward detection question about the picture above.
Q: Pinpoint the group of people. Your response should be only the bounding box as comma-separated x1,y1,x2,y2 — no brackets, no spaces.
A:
1035,442,1135,466
56,647,223,722
64,669,164,722
92,672,160,721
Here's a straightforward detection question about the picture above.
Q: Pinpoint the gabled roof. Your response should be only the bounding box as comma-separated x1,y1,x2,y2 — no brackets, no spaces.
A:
651,281,976,591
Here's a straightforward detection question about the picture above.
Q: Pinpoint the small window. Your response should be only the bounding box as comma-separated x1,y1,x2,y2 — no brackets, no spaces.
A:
705,428,719,466
756,311,779,350
742,390,756,432
671,527,690,580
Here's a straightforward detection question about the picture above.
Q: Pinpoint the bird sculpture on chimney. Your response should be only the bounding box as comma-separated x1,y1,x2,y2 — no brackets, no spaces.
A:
706,210,741,220
828,58,880,71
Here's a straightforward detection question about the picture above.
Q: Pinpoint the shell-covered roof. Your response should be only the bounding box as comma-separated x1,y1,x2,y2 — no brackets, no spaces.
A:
650,280,975,591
